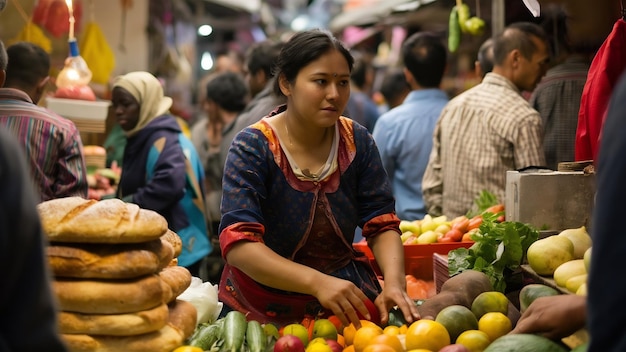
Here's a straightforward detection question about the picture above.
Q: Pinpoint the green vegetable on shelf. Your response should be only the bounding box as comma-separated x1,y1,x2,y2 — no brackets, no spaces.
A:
448,6,461,53
448,213,539,293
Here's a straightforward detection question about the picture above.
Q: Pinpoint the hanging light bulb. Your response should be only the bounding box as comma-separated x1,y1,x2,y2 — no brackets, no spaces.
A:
57,38,93,88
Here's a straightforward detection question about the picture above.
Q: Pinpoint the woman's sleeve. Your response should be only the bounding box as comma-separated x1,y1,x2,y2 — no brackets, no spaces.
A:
354,125,401,238
218,129,269,256
130,134,187,212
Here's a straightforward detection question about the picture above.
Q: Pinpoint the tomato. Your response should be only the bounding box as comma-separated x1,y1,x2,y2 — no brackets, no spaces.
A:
444,228,463,242
437,236,455,243
483,204,505,214
467,216,483,230
452,218,470,233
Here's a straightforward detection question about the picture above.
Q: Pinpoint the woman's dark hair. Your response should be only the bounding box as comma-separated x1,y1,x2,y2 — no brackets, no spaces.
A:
273,29,354,97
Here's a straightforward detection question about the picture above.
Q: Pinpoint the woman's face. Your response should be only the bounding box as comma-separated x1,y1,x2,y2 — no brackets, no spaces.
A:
281,49,351,127
111,87,140,131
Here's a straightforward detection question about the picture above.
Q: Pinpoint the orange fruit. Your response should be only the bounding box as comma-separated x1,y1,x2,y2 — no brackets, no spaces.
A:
478,312,512,342
405,319,450,352
471,291,509,319
353,325,384,352
369,334,403,352
343,345,356,352
343,320,379,346
398,324,408,334
382,325,401,336
336,334,346,347
313,319,339,341
435,304,478,342
456,329,491,351
362,344,396,352
172,347,203,352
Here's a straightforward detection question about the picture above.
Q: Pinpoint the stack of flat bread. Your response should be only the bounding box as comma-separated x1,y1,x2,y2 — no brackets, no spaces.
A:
37,197,197,352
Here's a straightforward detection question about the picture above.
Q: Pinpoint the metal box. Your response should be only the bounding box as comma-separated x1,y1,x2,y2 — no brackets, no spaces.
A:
505,170,595,231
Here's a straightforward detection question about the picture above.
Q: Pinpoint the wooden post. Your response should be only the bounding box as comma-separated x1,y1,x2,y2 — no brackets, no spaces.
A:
492,0,505,36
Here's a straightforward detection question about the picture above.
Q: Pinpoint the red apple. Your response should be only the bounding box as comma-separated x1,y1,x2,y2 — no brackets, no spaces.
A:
356,299,381,326
325,339,342,352
274,334,305,352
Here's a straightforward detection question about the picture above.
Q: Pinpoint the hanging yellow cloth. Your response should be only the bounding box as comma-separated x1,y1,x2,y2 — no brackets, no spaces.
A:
79,21,116,84
9,20,53,53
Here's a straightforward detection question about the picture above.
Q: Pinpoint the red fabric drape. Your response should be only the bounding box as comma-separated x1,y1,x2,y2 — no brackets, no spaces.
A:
575,19,626,162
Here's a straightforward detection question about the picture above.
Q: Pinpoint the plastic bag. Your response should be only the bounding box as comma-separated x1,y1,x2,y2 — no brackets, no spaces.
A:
79,22,115,84
177,276,223,326
32,0,83,38
10,21,52,53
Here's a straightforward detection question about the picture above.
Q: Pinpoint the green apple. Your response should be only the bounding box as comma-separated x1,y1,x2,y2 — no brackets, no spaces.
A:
434,223,451,235
400,231,414,243
417,230,439,244
399,220,421,235
432,215,448,226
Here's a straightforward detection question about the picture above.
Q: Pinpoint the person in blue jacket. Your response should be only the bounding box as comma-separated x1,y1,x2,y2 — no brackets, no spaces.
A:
109,71,211,277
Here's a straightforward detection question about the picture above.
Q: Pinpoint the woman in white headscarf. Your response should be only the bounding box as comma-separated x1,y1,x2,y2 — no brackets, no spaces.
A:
109,71,211,276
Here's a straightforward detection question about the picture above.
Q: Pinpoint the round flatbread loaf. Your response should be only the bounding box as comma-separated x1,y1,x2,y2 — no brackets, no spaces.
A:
161,229,183,258
61,300,197,352
58,303,168,336
48,237,174,279
38,197,168,243
53,274,165,314
159,265,192,303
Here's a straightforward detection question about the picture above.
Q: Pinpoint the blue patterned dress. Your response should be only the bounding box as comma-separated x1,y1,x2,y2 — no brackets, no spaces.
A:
218,107,400,325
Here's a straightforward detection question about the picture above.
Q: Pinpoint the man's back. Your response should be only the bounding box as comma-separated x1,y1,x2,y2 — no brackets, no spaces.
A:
373,31,448,220
530,56,589,169
0,89,87,201
424,74,544,217
374,89,447,220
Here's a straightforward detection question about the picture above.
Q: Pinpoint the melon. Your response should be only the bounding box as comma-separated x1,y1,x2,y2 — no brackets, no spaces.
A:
553,259,586,288
435,305,478,343
527,236,574,276
519,284,560,313
484,333,568,352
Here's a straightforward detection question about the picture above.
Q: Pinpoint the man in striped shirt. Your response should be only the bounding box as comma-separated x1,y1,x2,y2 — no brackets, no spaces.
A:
0,41,87,202
423,22,550,218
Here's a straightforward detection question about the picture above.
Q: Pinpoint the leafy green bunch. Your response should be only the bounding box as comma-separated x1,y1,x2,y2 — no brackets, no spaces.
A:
448,213,538,292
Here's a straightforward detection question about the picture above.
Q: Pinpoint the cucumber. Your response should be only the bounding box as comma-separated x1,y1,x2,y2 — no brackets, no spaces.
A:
189,319,224,350
448,6,461,53
245,320,267,352
484,334,568,352
221,310,247,352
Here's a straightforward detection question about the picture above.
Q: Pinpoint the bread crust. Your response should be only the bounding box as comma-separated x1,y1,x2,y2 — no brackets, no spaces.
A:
159,265,192,303
58,303,169,336
48,238,174,279
37,197,168,243
61,300,197,352
53,274,165,314
162,229,183,258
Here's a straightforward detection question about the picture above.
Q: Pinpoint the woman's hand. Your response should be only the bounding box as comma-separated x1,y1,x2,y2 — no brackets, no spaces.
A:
312,276,372,329
375,281,420,326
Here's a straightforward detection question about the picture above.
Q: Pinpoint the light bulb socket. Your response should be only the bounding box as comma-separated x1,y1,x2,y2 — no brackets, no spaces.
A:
68,39,79,57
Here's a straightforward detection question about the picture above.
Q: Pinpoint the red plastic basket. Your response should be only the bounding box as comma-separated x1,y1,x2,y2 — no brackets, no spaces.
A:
353,241,473,280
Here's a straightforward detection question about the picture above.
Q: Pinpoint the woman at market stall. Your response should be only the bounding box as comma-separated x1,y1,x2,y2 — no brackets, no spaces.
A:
106,71,211,277
217,29,419,328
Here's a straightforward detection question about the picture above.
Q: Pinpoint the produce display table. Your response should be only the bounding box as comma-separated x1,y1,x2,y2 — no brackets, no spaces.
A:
520,264,570,295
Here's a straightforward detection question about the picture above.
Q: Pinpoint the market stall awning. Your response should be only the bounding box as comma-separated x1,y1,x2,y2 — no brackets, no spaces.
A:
203,0,261,13
329,0,437,31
